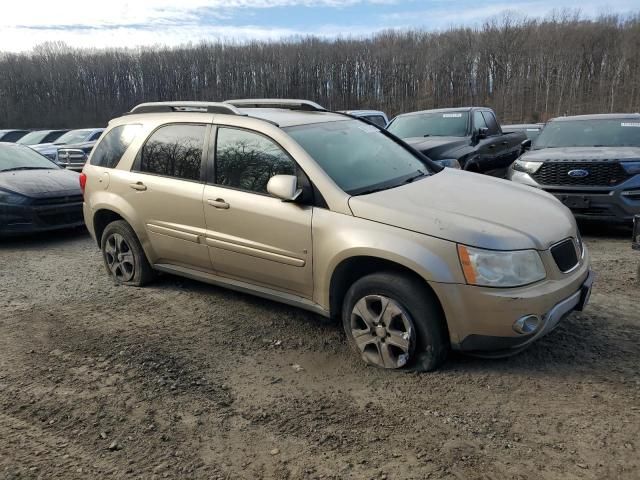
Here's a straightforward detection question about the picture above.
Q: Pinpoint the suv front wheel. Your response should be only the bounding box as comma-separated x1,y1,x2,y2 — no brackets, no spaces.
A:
101,220,155,286
342,272,448,371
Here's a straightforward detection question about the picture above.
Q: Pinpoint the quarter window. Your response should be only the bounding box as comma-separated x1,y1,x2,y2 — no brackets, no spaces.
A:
139,124,206,181
215,127,296,194
91,124,141,168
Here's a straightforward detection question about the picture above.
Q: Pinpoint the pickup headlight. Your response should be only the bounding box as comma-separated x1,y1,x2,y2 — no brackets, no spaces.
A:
457,245,546,287
621,161,640,175
513,160,542,174
434,158,461,169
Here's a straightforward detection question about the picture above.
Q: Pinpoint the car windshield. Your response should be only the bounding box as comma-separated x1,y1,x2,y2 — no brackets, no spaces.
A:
54,130,91,145
0,145,59,171
16,131,50,145
387,112,470,138
285,119,429,195
534,119,640,148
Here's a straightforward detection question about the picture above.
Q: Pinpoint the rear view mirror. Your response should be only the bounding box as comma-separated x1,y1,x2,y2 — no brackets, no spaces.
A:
267,175,302,202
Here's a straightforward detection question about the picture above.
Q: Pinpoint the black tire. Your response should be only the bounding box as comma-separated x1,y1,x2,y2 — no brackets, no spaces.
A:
342,272,448,372
100,220,155,287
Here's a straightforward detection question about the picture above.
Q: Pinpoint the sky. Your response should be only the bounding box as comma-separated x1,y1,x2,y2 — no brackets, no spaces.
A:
0,0,638,52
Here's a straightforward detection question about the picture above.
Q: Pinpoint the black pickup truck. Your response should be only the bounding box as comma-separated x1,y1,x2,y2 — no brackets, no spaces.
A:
387,107,526,177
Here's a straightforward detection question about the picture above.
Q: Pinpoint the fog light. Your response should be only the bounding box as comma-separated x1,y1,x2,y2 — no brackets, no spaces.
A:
513,315,542,334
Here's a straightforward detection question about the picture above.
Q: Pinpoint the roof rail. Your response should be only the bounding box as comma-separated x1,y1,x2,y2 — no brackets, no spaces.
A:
130,101,244,115
225,99,326,112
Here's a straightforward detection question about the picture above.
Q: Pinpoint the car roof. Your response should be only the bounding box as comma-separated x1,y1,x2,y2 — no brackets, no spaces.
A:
503,123,544,129
394,107,489,118
338,110,387,116
550,113,640,122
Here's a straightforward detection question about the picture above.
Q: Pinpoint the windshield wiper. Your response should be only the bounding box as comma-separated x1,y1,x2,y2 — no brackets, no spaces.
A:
423,134,431,137
404,170,427,183
1,167,55,172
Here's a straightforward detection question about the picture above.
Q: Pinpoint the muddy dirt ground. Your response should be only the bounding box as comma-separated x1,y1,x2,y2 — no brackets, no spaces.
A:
0,224,638,480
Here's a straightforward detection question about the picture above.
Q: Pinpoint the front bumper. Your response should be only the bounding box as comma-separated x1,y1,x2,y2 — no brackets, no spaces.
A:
509,170,640,223
431,244,592,354
0,202,84,236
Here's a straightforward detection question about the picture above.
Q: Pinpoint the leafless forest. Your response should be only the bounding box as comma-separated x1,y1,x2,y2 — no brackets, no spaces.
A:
0,13,639,128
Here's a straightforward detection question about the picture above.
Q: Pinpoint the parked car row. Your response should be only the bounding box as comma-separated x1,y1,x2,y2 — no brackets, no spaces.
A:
0,127,104,171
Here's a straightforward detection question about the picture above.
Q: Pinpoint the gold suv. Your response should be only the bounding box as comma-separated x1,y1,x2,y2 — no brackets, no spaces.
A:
81,99,593,371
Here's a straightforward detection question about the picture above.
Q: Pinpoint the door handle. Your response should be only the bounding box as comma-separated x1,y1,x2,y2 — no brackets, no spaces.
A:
207,198,230,209
129,182,147,191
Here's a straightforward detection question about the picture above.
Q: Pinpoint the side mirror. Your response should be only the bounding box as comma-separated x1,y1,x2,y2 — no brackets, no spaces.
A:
267,175,302,202
522,139,532,151
476,127,489,140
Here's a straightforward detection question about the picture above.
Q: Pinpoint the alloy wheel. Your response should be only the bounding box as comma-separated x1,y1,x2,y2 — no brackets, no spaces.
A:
350,294,415,369
104,233,135,282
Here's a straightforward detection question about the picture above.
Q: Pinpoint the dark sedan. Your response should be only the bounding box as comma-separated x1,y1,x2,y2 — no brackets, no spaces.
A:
0,143,84,236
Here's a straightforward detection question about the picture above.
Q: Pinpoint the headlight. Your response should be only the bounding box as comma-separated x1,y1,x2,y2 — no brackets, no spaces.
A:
0,190,27,205
457,245,546,287
513,160,542,174
621,161,640,175
434,158,461,169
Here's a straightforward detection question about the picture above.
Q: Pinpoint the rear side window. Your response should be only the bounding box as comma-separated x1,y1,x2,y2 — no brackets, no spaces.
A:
91,124,141,168
89,131,103,141
138,124,206,181
215,127,295,194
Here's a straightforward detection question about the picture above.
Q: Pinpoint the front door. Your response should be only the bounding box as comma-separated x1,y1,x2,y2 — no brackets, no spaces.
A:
203,126,313,297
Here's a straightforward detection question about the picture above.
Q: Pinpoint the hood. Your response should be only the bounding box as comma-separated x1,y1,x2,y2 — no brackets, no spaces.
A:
403,136,469,159
0,169,81,199
523,146,640,161
348,169,576,251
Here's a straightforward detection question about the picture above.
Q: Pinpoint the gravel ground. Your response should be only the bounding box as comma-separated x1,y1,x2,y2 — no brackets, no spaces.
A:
0,225,638,480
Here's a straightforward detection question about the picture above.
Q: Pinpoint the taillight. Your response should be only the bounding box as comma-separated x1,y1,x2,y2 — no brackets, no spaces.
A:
79,173,87,197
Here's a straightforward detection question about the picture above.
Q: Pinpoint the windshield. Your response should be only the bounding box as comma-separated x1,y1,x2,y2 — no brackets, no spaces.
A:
0,144,59,171
54,130,91,145
388,112,470,138
16,131,50,145
286,120,429,195
534,119,640,148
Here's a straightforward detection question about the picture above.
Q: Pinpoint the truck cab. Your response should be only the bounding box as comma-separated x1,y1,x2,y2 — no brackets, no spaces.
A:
387,107,526,177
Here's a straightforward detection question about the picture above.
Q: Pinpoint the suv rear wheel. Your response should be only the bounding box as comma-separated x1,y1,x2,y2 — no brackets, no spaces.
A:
101,220,154,286
342,272,448,371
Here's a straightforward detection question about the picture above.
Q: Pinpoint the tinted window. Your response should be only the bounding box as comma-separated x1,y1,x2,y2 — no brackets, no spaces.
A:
387,112,469,138
89,131,103,141
481,111,500,135
139,124,206,181
41,131,67,143
91,124,141,168
364,115,387,128
215,127,296,194
474,111,488,130
534,119,640,148
0,131,28,142
0,144,59,171
286,120,429,195
54,130,92,145
16,131,52,145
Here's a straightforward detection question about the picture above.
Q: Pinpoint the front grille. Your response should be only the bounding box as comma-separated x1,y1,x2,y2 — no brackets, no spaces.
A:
32,195,83,206
532,161,631,187
37,208,83,226
58,149,88,164
551,239,579,272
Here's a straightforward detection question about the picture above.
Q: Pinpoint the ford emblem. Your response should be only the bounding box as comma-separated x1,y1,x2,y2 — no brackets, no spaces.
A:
568,169,589,178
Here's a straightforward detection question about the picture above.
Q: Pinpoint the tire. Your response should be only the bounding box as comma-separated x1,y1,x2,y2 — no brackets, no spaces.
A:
100,220,155,287
342,272,448,372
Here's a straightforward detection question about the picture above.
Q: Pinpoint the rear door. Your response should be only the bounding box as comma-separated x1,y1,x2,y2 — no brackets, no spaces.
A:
123,123,212,270
202,126,313,297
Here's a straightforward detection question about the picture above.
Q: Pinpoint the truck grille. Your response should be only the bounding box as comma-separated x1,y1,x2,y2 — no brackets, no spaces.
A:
551,239,579,273
57,148,88,165
532,161,631,187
